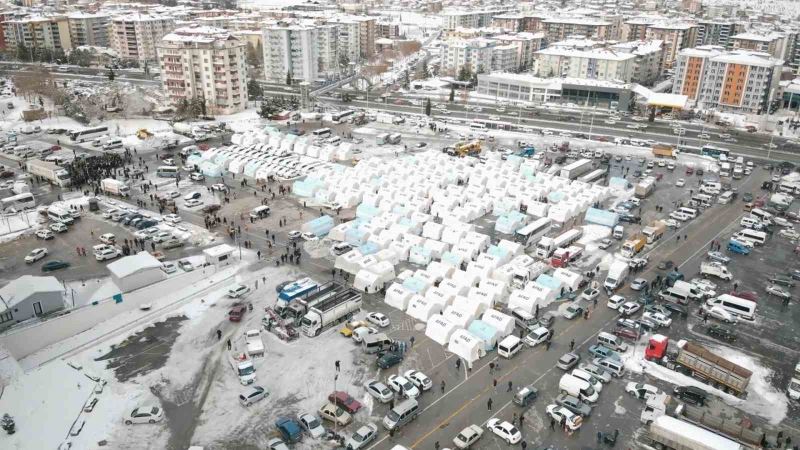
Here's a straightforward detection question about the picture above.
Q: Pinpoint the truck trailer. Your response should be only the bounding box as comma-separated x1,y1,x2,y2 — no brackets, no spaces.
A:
647,415,745,450
301,285,362,336
644,335,752,397
635,177,656,198
642,221,666,244
535,228,583,259
26,159,71,187
559,159,593,180
100,178,130,197
621,237,646,258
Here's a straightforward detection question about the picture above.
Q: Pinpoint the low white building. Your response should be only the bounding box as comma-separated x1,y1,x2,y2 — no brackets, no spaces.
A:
203,244,236,267
107,252,166,293
0,276,64,326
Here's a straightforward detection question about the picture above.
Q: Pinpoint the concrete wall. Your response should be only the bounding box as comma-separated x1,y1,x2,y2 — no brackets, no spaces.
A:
0,265,231,360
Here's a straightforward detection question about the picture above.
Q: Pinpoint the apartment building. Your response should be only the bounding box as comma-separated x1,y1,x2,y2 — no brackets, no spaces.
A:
377,21,401,39
542,17,612,42
645,21,697,70
439,39,493,76
609,40,664,86
262,22,339,83
157,26,247,115
492,32,546,71
695,20,744,49
328,17,360,63
67,12,110,48
111,14,176,63
441,8,514,31
731,31,790,60
355,16,376,59
2,16,71,53
491,14,547,33
672,46,782,114
622,17,657,41
534,46,635,82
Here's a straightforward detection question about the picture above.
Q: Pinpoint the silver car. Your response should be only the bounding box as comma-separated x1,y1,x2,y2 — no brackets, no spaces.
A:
239,386,268,406
344,423,378,450
365,380,394,403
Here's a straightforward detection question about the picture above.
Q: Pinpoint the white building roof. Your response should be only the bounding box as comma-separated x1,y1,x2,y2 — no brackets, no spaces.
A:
537,47,637,62
542,17,611,26
0,276,62,313
203,244,236,258
710,50,782,67
162,26,235,43
732,32,783,42
610,39,664,55
107,252,163,279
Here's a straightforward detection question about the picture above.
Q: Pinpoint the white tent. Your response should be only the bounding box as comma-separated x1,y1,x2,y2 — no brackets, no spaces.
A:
508,290,537,314
424,287,455,309
497,239,524,257
443,305,474,329
552,268,582,291
491,264,516,286
451,270,480,290
385,283,413,310
423,239,450,260
467,286,495,309
406,295,443,322
447,329,486,368
476,253,503,271
422,221,444,240
353,269,386,293
426,261,455,281
452,295,488,318
438,279,469,297
466,262,493,281
524,282,557,305
425,316,460,346
374,248,400,266
481,309,515,337
334,250,362,274
479,278,508,304
389,240,413,261
409,245,433,266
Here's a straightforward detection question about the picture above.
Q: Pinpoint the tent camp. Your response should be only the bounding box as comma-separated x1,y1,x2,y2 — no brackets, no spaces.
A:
467,320,500,350
385,283,413,310
406,295,443,322
425,316,460,346
467,286,495,310
448,329,486,368
552,268,582,291
440,251,466,269
409,245,433,266
452,295,487,318
426,261,455,281
401,276,430,295
424,287,455,309
479,278,508,304
437,279,469,297
443,305,474,329
508,290,537,314
481,309,515,337
334,250,363,274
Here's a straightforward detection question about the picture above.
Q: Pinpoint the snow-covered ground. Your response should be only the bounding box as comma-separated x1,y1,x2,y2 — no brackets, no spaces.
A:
0,210,41,243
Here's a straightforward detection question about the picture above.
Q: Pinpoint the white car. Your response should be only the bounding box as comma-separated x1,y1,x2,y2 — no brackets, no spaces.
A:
95,246,121,261
183,191,201,201
99,233,116,244
211,183,227,191
102,209,117,219
184,199,203,207
301,232,318,241
239,385,268,406
580,288,600,303
162,262,178,274
151,231,174,243
163,213,182,224
485,418,521,444
178,259,194,271
164,190,180,199
670,211,691,222
135,227,160,240
228,284,251,298
403,369,433,391
35,229,55,240
288,230,302,240
779,228,800,240
766,285,791,300
297,412,325,439
25,247,48,263
664,218,681,228
189,172,204,181
49,222,68,233
706,305,736,323
545,405,582,431
630,278,648,291
619,302,641,317
123,405,164,425
598,238,613,249
642,311,672,327
675,178,685,187
367,312,390,328
364,380,394,403
351,326,378,343
453,424,484,449
387,375,420,398
344,423,378,450
606,295,626,310
625,382,659,399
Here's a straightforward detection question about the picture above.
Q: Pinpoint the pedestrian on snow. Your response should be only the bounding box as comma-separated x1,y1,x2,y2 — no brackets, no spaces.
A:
226,339,231,350
440,380,446,393
216,329,222,340
550,417,556,430
545,340,551,351
521,441,527,450
434,442,440,450
489,362,495,373
493,378,498,389
455,359,461,370
335,360,340,372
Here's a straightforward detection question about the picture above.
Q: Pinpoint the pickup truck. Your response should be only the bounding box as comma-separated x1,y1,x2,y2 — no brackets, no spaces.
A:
245,329,265,357
229,352,256,385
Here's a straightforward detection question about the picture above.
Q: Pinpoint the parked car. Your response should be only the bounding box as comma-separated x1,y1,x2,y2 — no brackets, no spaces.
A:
705,305,737,323
367,312,390,328
403,370,433,391
625,382,659,399
630,278,648,291
580,288,600,302
49,222,68,233
297,413,325,439
485,419,522,444
556,352,580,370
706,324,736,342
577,363,612,384
344,423,378,450
642,311,672,327
452,424,484,449
35,229,55,240
239,386,268,406
99,233,116,244
768,275,795,288
674,385,707,406
328,391,363,414
123,406,164,425
607,295,626,309
376,351,403,369
545,405,583,431
619,302,641,317
24,247,48,263
555,393,592,417
562,303,584,320
364,380,394,403
387,374,420,398
707,251,730,264
178,259,194,271
766,284,791,300
318,402,352,426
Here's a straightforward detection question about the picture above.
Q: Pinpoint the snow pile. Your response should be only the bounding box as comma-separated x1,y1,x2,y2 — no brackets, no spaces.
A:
0,210,41,243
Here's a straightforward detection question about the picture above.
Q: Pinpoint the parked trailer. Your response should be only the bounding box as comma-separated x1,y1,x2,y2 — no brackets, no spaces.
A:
578,168,607,184
100,178,130,197
301,286,362,336
559,159,593,180
645,335,752,397
26,159,71,187
648,415,745,450
284,282,348,319
635,177,656,198
535,228,583,259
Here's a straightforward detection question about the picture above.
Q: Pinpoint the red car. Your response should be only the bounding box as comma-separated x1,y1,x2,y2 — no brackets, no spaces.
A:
613,327,639,341
685,167,694,175
228,303,247,322
730,291,758,302
328,391,362,414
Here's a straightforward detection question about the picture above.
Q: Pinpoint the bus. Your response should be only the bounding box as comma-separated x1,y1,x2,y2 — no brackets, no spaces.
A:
1,192,36,212
311,128,332,138
331,110,355,124
515,217,552,248
69,126,109,143
700,144,730,160
156,166,179,178
469,121,487,130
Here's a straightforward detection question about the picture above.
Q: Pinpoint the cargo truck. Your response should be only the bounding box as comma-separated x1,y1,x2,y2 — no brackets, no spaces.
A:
301,286,362,336
635,177,656,198
535,228,583,259
559,159,593,180
282,282,351,320
642,221,665,244
26,159,71,187
644,335,752,397
511,261,549,289
646,414,746,450
700,262,732,281
275,277,319,313
229,351,256,385
621,237,646,258
376,133,390,145
101,178,130,197
244,329,265,358
652,144,676,158
551,244,584,268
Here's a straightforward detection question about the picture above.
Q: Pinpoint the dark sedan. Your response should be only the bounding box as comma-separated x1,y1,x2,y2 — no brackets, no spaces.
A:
42,260,70,272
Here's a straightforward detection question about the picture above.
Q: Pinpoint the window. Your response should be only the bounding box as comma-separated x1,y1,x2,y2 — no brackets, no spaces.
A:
0,311,12,324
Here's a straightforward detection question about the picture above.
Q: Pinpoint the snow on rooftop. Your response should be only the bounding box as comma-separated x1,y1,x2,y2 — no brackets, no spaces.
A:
162,25,235,43
107,251,163,279
537,46,637,61
0,275,63,312
710,51,781,67
203,243,236,258
542,16,612,26
732,32,784,42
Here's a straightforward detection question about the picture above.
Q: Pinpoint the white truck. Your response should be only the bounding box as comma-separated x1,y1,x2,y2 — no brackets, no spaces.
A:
301,287,362,337
172,123,195,136
101,178,131,197
376,113,404,125
511,261,549,290
26,159,71,187
700,262,732,281
604,261,629,291
244,329,265,358
228,351,256,385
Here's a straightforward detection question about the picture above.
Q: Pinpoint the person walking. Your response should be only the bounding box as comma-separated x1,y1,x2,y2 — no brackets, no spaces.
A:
455,359,461,370
507,380,513,392
434,441,440,450
493,378,498,390
226,339,231,350
440,380,446,394
216,329,222,340
550,417,556,430
521,441,527,450
569,339,575,351
487,398,493,411
335,360,340,372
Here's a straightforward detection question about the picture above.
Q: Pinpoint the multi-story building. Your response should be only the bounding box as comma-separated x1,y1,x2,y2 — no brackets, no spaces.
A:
441,8,514,31
377,21,401,39
731,31,790,60
67,12,110,48
695,20,743,49
111,14,176,63
542,17,612,42
157,26,248,115
622,17,657,41
2,16,72,53
672,46,783,114
439,39,493,76
262,22,340,83
355,16,376,59
645,21,697,70
609,40,664,86
534,46,636,82
492,32,546,71
328,17,360,63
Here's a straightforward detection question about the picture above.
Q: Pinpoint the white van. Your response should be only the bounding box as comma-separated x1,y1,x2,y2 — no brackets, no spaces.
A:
737,229,767,245
571,369,603,393
612,225,624,240
510,308,537,331
739,216,763,230
383,399,419,430
678,207,698,219
718,191,734,204
498,336,523,359
103,138,123,150
249,205,271,220
750,208,773,225
47,206,74,225
558,374,599,403
597,332,628,352
706,294,756,321
594,358,625,377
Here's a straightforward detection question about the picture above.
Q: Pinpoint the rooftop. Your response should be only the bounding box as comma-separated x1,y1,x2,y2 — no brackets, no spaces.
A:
537,46,637,61
107,252,163,279
0,276,62,313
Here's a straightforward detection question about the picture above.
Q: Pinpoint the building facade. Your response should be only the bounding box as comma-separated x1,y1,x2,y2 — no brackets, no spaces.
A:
694,20,743,49
610,40,664,86
2,16,72,54
157,26,248,115
542,18,612,42
534,46,636,82
262,22,340,84
645,22,697,70
111,14,176,63
67,12,110,48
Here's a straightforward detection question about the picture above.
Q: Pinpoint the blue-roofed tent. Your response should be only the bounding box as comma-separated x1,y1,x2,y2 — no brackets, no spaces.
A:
608,177,631,190
358,242,381,255
584,207,619,228
467,320,500,350
402,276,430,295
301,215,334,237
